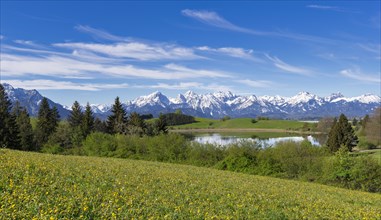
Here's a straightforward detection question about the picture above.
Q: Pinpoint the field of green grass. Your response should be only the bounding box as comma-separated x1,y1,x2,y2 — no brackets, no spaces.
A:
1,149,380,219
172,117,315,131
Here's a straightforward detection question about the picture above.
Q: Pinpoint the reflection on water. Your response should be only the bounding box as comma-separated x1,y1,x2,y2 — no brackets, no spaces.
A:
185,133,323,147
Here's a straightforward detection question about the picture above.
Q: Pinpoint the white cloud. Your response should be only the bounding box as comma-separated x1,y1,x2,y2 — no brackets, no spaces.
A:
3,79,129,91
182,9,333,44
54,42,202,61
196,46,262,62
306,5,359,13
236,79,274,88
266,54,312,76
182,9,266,35
136,82,203,90
0,35,4,40
14,40,43,48
0,52,231,80
307,5,338,10
75,25,128,42
358,43,381,54
340,68,380,83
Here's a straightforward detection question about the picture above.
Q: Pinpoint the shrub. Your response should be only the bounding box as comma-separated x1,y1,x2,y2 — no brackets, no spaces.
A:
216,141,260,173
82,132,117,157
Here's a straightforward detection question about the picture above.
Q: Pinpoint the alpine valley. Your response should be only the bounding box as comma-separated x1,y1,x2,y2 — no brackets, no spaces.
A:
3,83,380,120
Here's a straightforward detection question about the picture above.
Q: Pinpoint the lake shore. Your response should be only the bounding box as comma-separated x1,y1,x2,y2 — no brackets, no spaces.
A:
170,128,323,135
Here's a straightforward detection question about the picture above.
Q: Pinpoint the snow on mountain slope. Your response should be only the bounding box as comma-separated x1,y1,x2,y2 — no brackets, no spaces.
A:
3,82,380,119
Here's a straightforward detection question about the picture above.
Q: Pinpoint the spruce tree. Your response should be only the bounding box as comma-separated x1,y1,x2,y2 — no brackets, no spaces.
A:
128,112,146,136
13,105,35,151
68,101,83,128
35,98,60,149
154,113,168,135
107,97,128,134
327,118,339,152
82,103,94,137
326,114,357,152
0,84,20,149
49,106,60,132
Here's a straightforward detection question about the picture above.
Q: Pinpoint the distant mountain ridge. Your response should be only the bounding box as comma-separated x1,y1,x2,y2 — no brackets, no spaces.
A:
3,83,380,119
3,83,71,118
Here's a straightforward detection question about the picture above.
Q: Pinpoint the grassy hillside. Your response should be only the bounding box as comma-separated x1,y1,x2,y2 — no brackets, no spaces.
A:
1,149,380,219
172,117,315,131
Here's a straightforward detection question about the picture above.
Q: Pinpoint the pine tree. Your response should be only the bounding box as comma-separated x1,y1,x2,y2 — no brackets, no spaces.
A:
94,118,107,133
326,114,357,152
107,97,128,134
35,98,60,149
0,84,20,149
68,101,83,128
12,105,35,151
128,112,146,136
82,103,94,137
154,113,168,135
49,106,60,132
327,118,339,152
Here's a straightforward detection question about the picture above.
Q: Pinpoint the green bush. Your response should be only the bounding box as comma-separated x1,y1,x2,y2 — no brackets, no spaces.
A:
186,143,224,167
82,132,117,157
216,141,260,173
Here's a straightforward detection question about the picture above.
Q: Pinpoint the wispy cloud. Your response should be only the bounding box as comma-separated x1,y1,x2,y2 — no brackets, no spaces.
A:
135,82,233,92
266,54,312,76
306,5,360,13
358,43,381,54
236,79,274,88
3,79,129,91
54,42,202,61
0,51,231,80
136,82,203,90
182,9,333,44
14,40,42,48
181,9,254,34
340,68,380,83
307,5,338,10
0,35,4,40
75,25,128,42
197,46,262,62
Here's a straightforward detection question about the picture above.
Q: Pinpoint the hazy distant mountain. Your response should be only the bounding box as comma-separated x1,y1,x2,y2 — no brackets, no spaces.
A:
3,83,380,119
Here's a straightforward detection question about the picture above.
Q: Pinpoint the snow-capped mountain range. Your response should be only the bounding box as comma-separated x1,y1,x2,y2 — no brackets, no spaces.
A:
3,83,380,119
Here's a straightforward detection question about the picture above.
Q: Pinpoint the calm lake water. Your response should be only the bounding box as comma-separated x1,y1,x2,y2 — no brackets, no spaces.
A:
182,133,325,147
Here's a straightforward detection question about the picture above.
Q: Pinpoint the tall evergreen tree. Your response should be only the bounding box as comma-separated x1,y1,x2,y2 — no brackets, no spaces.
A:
68,101,83,128
50,106,60,131
0,84,20,149
35,98,60,149
326,114,357,152
12,104,35,151
107,97,128,134
128,112,146,136
82,103,94,137
154,113,168,135
327,118,339,152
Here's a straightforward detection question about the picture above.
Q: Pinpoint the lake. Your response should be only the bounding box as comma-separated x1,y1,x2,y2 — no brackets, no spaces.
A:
181,132,325,147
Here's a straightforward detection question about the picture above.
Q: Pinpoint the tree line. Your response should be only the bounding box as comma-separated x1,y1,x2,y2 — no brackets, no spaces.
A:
0,85,168,151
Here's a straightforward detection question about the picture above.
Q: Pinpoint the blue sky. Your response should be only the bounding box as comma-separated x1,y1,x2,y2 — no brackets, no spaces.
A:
0,1,380,105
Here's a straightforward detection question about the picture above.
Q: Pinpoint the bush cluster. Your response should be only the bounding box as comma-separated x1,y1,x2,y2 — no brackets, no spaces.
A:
72,133,381,193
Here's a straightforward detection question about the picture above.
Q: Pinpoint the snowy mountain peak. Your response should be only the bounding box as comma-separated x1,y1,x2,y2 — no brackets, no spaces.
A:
184,90,198,98
2,83,380,119
289,91,319,105
326,92,344,101
133,91,170,107
170,94,186,104
354,94,381,104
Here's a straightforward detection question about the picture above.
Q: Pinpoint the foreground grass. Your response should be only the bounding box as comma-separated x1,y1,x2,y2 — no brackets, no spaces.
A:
1,149,380,219
172,118,315,131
